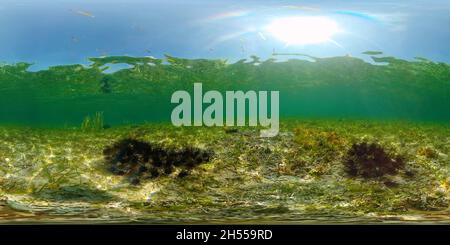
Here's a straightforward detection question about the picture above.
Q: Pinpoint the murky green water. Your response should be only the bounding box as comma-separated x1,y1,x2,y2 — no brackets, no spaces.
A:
1,54,449,126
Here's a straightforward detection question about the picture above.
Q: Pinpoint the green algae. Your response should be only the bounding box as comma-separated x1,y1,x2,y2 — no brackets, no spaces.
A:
0,120,449,223
81,112,105,131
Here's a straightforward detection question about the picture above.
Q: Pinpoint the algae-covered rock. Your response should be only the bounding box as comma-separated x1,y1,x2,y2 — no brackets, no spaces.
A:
344,142,405,178
103,138,213,184
417,146,439,159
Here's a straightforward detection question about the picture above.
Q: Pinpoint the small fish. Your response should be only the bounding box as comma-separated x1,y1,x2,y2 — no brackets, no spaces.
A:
283,5,320,11
258,32,266,41
131,23,144,32
240,38,246,53
96,48,108,56
72,9,95,18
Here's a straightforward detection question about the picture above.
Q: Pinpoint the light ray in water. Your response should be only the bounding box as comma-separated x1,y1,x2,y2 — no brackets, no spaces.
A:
202,10,251,22
328,39,344,49
206,29,254,49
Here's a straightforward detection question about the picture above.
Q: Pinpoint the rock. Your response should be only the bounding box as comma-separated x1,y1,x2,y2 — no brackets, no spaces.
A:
177,170,190,178
224,128,239,134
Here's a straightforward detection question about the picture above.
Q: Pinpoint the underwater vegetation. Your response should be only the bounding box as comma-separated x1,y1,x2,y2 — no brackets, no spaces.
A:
0,120,449,223
81,112,105,131
0,53,449,223
99,75,115,94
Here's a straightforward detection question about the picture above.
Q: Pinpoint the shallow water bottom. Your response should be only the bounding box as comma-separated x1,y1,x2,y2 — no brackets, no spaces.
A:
0,120,449,224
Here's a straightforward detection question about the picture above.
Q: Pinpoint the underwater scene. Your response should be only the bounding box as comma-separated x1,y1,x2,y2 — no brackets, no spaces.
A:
0,0,449,224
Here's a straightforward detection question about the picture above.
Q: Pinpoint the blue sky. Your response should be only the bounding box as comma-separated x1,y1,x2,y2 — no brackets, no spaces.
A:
1,0,450,70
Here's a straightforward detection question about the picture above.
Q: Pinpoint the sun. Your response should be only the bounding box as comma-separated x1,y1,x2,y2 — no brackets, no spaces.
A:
266,16,340,45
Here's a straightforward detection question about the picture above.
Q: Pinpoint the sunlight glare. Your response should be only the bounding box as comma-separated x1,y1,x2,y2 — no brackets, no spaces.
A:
266,16,340,45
